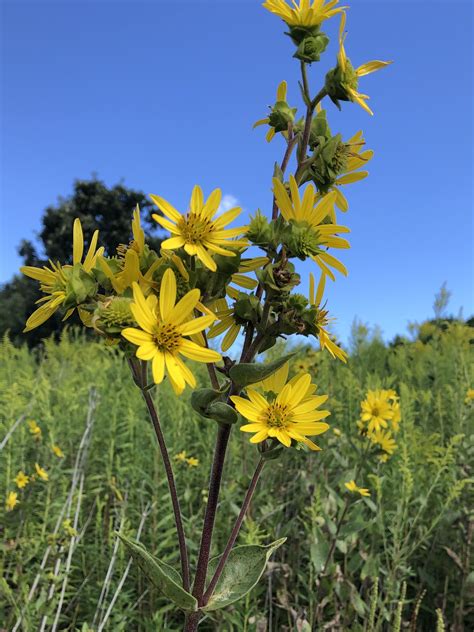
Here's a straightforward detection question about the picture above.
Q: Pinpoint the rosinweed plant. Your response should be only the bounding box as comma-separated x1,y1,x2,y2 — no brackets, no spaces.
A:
20,1,391,629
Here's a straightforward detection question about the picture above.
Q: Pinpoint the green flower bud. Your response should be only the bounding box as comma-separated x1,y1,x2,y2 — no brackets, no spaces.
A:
247,211,272,248
256,262,300,295
283,221,322,259
306,134,349,194
63,264,98,308
96,297,134,333
268,101,297,133
325,59,359,109
286,24,324,46
308,109,332,151
293,33,329,63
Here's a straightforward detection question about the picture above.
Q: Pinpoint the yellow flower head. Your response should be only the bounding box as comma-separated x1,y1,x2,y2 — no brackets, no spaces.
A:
328,129,374,212
174,451,188,462
263,0,346,27
15,471,30,489
6,491,19,512
151,186,248,272
273,176,350,279
309,272,348,363
28,420,42,439
254,81,292,142
360,389,394,434
330,12,392,116
52,444,65,458
345,479,370,497
231,372,330,451
465,388,474,404
121,270,221,394
35,463,49,481
186,457,199,467
370,428,397,456
389,402,401,434
20,219,104,331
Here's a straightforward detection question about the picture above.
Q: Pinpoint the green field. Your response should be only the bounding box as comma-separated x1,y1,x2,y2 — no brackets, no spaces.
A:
1,322,473,631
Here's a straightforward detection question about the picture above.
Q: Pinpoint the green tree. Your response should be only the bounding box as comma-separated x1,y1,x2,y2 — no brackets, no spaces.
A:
0,178,161,346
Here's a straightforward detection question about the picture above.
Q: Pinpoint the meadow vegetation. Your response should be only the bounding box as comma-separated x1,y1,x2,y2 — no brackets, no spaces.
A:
1,319,472,631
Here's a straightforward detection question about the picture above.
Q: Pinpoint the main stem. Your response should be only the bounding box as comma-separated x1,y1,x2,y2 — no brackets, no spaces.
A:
202,458,265,604
129,361,191,592
192,423,232,604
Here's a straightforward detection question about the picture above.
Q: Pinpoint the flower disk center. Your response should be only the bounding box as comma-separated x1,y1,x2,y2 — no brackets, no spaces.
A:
153,323,181,352
264,403,291,429
178,213,214,245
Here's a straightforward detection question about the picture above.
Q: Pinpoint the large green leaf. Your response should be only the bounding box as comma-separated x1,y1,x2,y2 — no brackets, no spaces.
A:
117,534,198,612
203,538,286,612
229,353,295,387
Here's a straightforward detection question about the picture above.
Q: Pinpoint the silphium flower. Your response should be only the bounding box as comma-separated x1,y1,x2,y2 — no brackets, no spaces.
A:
231,372,330,451
98,250,160,295
253,81,295,142
6,491,19,512
15,471,29,489
35,463,49,481
465,388,474,404
28,420,42,440
21,219,104,331
369,428,397,457
121,270,221,394
262,0,346,27
273,176,350,279
359,389,394,434
151,186,248,272
326,12,392,116
345,480,370,497
52,444,65,458
309,272,348,362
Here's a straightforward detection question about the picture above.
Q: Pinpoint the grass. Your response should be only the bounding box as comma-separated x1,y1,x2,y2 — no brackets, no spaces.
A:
0,321,473,631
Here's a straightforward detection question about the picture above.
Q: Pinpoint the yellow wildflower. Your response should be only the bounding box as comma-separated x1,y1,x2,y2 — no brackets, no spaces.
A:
333,427,341,436
231,372,330,451
28,420,42,439
262,0,346,27
174,451,188,462
15,471,29,489
345,480,370,497
389,402,401,434
35,463,49,481
253,81,290,142
273,176,350,279
151,186,248,272
329,130,374,212
186,457,199,467
309,272,348,362
334,12,392,116
465,388,474,404
360,389,393,434
20,219,104,331
52,444,65,458
6,491,19,512
370,429,397,456
121,271,221,394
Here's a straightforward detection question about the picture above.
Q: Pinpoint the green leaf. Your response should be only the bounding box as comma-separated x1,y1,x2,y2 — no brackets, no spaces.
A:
229,353,295,387
203,538,286,612
207,402,238,425
117,534,198,612
310,538,329,573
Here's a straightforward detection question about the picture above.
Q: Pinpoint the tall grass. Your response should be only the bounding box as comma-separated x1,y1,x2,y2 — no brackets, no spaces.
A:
1,322,472,630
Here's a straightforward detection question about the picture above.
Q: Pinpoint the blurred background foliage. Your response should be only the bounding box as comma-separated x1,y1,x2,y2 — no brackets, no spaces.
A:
1,309,472,630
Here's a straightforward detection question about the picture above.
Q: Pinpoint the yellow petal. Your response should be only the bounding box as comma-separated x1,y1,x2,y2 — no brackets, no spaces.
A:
179,339,221,363
160,268,177,321
122,328,154,346
152,352,165,384
73,219,84,265
150,194,182,223
356,60,392,77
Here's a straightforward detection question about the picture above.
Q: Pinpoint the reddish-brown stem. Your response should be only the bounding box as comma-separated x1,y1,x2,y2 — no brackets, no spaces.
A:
128,360,191,592
192,423,232,605
202,458,265,604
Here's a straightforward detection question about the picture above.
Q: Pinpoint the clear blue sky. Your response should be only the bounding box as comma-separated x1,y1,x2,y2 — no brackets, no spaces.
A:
1,0,473,343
